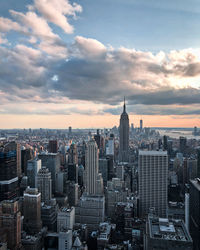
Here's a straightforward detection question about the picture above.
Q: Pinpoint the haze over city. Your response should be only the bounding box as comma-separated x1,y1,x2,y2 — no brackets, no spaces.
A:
1,0,200,128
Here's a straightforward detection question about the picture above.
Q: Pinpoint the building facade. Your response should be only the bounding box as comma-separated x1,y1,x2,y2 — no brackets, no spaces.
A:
139,150,168,217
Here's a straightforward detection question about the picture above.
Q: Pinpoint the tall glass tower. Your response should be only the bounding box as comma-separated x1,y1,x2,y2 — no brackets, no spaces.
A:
119,97,129,162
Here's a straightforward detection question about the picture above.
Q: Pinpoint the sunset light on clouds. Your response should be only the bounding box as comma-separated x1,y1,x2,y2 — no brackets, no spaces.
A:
0,0,200,128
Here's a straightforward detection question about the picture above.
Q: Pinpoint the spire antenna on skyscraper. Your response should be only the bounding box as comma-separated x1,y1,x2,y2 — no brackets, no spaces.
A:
123,96,126,113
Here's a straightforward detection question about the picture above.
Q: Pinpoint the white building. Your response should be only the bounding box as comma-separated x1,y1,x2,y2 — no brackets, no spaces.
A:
139,150,168,217
57,207,75,232
58,230,72,250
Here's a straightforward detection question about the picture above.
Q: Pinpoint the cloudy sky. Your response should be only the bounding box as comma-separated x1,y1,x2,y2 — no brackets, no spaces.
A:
1,0,200,128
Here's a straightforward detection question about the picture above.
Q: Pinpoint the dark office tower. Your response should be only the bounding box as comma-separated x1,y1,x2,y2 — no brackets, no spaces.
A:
158,138,162,150
23,187,42,234
0,200,21,250
163,135,168,151
16,143,21,177
140,119,143,131
68,126,72,138
68,143,78,165
0,142,19,201
68,163,78,183
106,155,114,180
189,179,200,249
119,98,129,162
38,153,60,193
49,140,58,153
21,148,33,175
179,136,187,155
94,129,101,149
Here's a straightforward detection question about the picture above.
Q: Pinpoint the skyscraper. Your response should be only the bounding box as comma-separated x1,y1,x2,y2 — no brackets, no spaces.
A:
139,150,168,217
36,166,52,203
38,153,60,193
119,98,129,162
0,142,19,201
140,119,143,131
49,140,58,153
27,158,41,188
23,187,42,234
85,139,99,195
189,178,200,249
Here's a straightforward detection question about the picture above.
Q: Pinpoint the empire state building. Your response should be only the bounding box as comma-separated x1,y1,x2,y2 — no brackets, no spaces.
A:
119,98,129,162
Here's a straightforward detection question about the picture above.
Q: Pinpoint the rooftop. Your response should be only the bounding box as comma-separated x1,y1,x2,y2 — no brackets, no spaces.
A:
139,150,167,156
148,216,192,242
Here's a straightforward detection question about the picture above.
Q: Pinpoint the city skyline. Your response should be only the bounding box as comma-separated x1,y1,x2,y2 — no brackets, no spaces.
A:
1,0,200,128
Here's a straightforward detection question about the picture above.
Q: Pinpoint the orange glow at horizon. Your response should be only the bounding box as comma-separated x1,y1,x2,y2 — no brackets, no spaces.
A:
0,114,200,129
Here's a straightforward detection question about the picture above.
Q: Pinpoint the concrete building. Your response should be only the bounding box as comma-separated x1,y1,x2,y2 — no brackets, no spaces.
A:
0,200,21,250
97,222,112,249
21,234,42,250
145,215,193,250
41,201,57,232
27,158,41,188
76,194,105,231
139,150,168,217
23,187,42,234
116,164,124,181
58,230,72,250
36,166,52,203
57,207,75,232
119,98,129,162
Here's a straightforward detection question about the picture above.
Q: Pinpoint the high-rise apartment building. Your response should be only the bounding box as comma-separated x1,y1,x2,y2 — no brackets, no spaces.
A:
36,166,52,203
23,187,42,234
139,150,168,217
119,98,129,162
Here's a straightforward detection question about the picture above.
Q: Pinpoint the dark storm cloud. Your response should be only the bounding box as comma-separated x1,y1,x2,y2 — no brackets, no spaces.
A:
103,105,200,116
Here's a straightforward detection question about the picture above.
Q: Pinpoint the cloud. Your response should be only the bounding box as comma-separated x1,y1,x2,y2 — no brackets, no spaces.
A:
10,10,59,40
0,16,27,33
33,0,82,34
103,104,200,116
1,5,200,119
73,36,106,58
0,33,8,44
